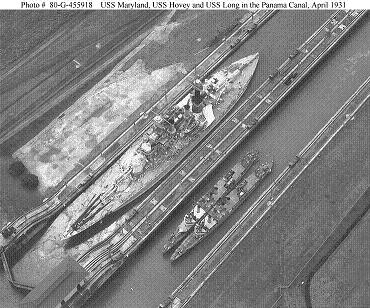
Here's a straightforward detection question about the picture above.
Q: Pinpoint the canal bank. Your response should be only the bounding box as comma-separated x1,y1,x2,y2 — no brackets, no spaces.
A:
83,11,369,308
175,79,370,308
164,76,369,307
57,11,367,308
1,9,363,307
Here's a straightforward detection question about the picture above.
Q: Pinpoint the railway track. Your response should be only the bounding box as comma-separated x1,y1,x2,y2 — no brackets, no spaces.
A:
167,76,370,307
0,20,137,114
0,12,89,81
58,10,367,307
0,11,165,143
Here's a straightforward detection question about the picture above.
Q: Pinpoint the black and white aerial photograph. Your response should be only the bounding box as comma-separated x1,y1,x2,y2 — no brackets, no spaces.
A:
0,7,369,308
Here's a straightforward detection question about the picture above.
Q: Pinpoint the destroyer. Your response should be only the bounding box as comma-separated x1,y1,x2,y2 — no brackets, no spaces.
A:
163,151,259,253
63,53,259,240
171,160,273,261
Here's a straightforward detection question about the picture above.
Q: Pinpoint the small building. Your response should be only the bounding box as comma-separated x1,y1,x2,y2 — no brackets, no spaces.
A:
19,257,88,308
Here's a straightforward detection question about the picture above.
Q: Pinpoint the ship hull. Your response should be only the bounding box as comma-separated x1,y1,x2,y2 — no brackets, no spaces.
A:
163,232,190,254
64,53,259,240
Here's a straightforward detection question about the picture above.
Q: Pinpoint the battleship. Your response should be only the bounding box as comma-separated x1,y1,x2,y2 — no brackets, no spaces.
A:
163,151,259,253
63,53,260,240
170,160,273,261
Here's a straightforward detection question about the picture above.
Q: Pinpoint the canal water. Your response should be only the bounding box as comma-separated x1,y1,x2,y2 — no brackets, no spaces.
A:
1,10,369,308
84,11,370,308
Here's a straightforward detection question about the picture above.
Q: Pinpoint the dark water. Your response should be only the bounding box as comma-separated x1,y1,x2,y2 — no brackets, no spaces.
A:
1,10,369,308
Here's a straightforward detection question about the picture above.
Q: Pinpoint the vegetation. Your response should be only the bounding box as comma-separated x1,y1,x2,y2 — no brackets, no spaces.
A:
21,173,39,190
8,160,27,177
